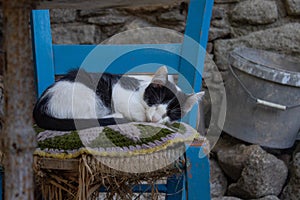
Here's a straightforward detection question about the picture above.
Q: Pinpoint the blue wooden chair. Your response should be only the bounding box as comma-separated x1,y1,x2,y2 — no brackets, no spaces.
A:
31,0,213,199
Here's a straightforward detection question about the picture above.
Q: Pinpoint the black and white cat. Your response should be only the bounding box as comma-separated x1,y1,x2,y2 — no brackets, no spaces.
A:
33,66,204,131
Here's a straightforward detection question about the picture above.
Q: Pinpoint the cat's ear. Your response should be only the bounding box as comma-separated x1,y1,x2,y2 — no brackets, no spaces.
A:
151,66,168,86
182,91,205,115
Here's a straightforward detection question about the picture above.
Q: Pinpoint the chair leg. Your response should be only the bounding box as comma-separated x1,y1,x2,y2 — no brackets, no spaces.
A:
166,174,183,200
185,146,210,200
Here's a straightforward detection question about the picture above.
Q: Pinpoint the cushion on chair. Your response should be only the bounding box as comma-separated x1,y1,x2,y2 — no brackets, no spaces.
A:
33,122,209,200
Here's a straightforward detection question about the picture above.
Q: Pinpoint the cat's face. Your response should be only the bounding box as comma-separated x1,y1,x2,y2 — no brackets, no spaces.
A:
143,66,204,123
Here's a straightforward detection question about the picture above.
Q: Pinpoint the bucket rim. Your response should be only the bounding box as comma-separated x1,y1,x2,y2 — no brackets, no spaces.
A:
229,47,300,87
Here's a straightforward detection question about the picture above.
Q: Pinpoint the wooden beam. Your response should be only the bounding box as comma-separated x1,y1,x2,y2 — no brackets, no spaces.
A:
36,0,188,9
2,0,36,199
38,158,79,171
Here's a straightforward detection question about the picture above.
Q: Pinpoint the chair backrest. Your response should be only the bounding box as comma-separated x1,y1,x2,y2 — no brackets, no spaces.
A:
31,0,214,128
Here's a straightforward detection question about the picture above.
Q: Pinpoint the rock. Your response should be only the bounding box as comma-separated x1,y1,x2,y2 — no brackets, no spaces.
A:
210,158,228,197
281,180,300,200
214,23,300,70
211,19,230,29
50,9,77,23
79,8,116,18
211,133,244,154
88,15,128,26
253,195,280,200
157,10,185,23
281,152,300,200
52,23,101,44
122,5,172,13
228,145,288,199
230,0,278,25
209,27,230,41
102,26,183,44
285,0,300,16
101,24,124,38
295,141,300,154
212,197,242,200
276,153,292,167
214,0,240,3
124,18,154,30
84,9,128,26
212,7,226,20
202,54,227,132
216,197,280,200
206,42,213,54
217,144,251,181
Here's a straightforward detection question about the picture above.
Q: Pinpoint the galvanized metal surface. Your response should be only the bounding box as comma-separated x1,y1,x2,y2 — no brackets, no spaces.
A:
223,48,300,149
2,0,36,199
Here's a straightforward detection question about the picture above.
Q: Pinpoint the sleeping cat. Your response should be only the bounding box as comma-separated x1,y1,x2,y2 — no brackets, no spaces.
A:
33,66,204,131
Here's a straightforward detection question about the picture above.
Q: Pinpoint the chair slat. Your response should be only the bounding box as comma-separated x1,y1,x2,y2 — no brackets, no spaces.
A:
31,10,55,98
53,43,182,75
178,0,214,128
99,184,168,193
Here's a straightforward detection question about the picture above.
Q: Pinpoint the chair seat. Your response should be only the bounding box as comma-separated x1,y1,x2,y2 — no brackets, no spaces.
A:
34,122,209,199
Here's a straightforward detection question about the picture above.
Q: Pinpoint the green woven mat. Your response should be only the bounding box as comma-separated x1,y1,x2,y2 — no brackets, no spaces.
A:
34,122,206,158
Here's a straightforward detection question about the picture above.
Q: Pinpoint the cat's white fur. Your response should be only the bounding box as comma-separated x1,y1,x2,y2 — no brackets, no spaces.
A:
112,81,148,121
46,81,110,119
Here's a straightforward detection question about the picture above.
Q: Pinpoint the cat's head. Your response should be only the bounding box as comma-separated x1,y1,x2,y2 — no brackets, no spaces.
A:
143,66,204,123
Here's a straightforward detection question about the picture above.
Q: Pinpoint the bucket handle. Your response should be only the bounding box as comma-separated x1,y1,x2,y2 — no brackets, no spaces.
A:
228,64,300,111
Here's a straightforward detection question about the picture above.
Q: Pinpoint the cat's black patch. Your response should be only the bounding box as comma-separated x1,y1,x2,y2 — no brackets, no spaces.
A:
118,76,141,91
143,82,185,121
60,69,140,108
60,69,96,89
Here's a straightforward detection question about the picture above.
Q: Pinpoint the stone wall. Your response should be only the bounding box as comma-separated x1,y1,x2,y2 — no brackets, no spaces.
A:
49,3,188,44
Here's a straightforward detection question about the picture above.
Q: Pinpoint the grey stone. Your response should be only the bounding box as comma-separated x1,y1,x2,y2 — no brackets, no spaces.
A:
123,5,172,13
276,154,292,167
212,197,242,200
211,19,230,29
210,158,228,197
88,15,128,26
157,10,185,23
206,42,213,54
101,24,124,38
281,152,300,200
209,27,230,41
214,23,300,70
253,195,280,200
211,133,244,154
79,8,116,18
50,9,77,23
217,144,251,181
212,7,226,20
52,23,101,44
214,0,240,3
228,145,288,199
285,0,300,16
124,18,154,30
281,178,300,200
231,0,278,25
102,27,183,44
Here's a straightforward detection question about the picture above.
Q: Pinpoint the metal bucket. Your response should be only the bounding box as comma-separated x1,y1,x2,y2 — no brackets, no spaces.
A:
222,47,300,149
